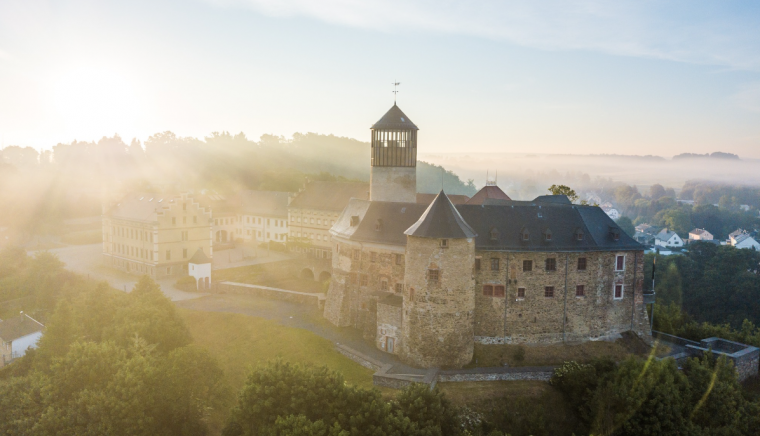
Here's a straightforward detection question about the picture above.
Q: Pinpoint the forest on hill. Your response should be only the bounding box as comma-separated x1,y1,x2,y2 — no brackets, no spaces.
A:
0,132,475,238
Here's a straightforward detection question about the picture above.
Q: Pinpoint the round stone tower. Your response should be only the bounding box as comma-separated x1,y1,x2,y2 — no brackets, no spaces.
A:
400,191,477,368
370,104,418,203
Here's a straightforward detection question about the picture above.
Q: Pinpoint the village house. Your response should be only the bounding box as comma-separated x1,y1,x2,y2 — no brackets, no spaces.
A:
323,103,651,369
654,228,684,248
689,228,714,242
728,229,760,251
102,192,213,278
0,313,45,367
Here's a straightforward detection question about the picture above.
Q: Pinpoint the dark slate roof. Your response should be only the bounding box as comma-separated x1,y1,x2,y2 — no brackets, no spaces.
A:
239,190,289,218
466,185,511,205
0,314,44,342
405,191,478,239
416,193,470,205
371,104,419,130
532,195,572,205
288,181,369,212
334,198,642,252
189,248,211,264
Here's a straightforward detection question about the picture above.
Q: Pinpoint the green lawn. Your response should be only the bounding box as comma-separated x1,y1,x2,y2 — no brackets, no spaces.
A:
180,308,377,434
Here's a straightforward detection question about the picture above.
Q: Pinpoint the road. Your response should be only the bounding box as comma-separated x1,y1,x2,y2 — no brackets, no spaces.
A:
31,243,293,302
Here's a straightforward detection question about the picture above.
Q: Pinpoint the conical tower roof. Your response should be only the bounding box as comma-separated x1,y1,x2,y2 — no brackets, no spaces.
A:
371,104,419,130
405,190,477,238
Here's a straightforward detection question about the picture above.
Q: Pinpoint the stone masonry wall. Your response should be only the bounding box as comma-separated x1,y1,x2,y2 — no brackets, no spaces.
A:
324,239,406,328
474,250,649,344
401,236,475,368
370,166,416,203
377,302,402,355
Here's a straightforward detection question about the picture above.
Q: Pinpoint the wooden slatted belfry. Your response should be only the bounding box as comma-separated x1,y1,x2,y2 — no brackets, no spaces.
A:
370,104,418,168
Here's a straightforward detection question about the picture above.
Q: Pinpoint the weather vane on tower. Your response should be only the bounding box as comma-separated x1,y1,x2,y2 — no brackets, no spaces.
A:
392,81,400,104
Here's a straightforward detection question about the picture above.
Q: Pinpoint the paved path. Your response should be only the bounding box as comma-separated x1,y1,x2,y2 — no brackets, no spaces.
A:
31,244,295,302
175,293,426,375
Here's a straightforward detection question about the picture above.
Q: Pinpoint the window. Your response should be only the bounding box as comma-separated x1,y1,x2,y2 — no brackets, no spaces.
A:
523,260,532,271
545,286,555,298
575,229,584,241
193,216,197,224
576,285,585,297
494,285,505,297
483,285,493,296
517,287,526,298
267,219,271,225
395,254,404,265
543,229,552,241
215,219,218,225
183,216,187,225
395,283,404,293
490,228,500,240
440,239,448,248
615,255,625,271
370,252,377,262
474,258,481,271
360,274,368,287
521,228,530,241
380,280,388,290
545,258,557,271
353,250,361,260
614,284,624,299
409,287,415,301
172,217,176,226
183,249,187,258
350,273,358,284
166,250,171,260
578,257,587,271
183,203,186,211
428,269,439,283
490,258,500,271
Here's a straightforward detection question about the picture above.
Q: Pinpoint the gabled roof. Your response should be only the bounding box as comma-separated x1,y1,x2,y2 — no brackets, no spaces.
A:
106,192,183,222
466,185,512,205
332,198,642,252
288,182,369,212
417,193,470,205
188,248,211,264
532,195,572,205
371,104,419,130
0,314,44,342
656,229,678,242
690,228,712,236
404,191,477,239
239,190,289,218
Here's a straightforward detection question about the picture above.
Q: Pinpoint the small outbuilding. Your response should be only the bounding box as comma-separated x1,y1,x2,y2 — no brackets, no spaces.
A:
188,248,212,290
0,313,45,366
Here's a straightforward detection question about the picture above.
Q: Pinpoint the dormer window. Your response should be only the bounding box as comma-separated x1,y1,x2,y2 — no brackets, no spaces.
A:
490,227,500,241
543,229,552,241
374,219,383,232
609,227,621,241
440,239,449,248
521,228,530,241
350,216,360,227
574,228,584,241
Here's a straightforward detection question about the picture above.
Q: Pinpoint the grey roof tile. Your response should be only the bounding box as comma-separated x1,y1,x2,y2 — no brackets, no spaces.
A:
371,104,419,130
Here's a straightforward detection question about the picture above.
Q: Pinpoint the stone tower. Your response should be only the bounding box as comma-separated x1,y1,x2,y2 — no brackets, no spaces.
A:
401,191,477,368
370,104,418,203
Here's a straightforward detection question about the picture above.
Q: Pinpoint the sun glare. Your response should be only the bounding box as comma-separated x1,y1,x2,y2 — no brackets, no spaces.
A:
49,66,141,136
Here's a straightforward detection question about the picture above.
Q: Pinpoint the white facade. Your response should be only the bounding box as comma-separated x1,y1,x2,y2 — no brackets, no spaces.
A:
655,229,684,248
189,262,211,290
689,228,714,241
602,207,620,220
732,235,760,251
9,331,42,359
239,215,288,244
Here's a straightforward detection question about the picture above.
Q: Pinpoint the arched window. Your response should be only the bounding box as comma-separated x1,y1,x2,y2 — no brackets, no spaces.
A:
490,227,500,241
543,228,552,241
521,227,530,241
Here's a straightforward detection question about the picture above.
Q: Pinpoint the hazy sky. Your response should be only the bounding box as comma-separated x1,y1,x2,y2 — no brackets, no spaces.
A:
1,0,760,157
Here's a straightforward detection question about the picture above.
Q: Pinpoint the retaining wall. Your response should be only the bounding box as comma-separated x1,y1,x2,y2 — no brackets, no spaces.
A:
217,282,325,309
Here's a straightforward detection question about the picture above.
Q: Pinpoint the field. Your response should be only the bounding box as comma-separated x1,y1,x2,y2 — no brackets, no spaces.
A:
180,308,376,433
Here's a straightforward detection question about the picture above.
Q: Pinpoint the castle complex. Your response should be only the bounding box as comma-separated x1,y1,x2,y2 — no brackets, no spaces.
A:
324,104,651,368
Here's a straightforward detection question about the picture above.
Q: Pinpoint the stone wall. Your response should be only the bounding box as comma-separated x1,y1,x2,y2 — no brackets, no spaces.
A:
218,282,324,309
370,166,416,203
401,236,476,368
377,302,402,355
438,366,554,382
324,239,406,328
474,250,649,344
